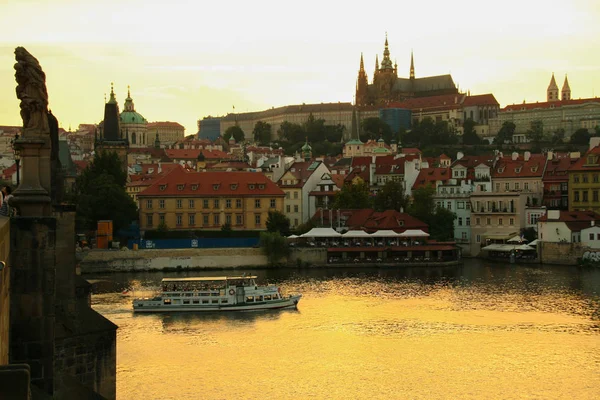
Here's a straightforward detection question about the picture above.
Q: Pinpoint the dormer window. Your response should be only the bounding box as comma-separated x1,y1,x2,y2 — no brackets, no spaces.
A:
497,167,504,173
515,167,521,173
213,184,220,191
531,166,538,173
249,184,255,190
259,184,265,190
159,185,167,191
177,184,185,191
230,184,238,190
191,184,198,190
588,155,596,165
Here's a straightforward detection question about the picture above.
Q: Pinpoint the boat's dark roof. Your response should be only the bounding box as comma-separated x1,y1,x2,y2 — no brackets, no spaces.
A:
162,276,257,282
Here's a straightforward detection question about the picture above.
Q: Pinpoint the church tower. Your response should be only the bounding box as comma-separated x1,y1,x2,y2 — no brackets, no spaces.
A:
547,73,559,102
96,83,129,173
561,75,571,101
410,50,415,80
355,53,369,106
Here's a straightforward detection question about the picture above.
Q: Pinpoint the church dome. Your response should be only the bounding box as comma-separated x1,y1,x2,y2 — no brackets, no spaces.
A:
120,110,147,125
302,141,312,151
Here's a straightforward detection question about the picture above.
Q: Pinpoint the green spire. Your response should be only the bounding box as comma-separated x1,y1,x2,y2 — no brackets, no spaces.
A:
108,82,117,104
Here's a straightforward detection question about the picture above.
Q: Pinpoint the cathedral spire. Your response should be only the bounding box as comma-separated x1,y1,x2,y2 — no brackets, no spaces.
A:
108,82,117,104
381,33,393,70
375,54,379,71
547,73,559,102
410,50,415,79
359,52,365,72
124,85,135,112
561,74,571,101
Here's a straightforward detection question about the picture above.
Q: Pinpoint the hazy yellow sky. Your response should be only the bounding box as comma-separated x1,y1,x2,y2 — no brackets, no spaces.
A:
1,0,600,135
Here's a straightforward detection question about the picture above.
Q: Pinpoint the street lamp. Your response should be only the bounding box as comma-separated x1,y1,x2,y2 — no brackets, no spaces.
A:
11,134,20,186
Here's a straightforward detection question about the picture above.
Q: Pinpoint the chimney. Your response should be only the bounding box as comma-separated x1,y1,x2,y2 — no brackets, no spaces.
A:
158,162,162,174
456,151,464,160
592,220,595,227
370,157,376,185
524,151,531,161
548,210,560,220
546,151,553,160
570,151,581,159
589,136,600,150
512,152,518,161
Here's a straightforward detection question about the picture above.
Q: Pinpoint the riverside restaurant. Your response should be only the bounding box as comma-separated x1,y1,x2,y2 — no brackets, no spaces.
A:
289,228,461,265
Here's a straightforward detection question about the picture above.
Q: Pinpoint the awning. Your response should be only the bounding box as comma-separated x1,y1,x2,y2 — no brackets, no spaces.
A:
369,230,401,237
482,244,515,252
516,244,535,251
342,230,372,238
528,239,539,247
485,232,517,240
507,235,527,243
286,235,299,239
300,228,342,238
398,229,430,238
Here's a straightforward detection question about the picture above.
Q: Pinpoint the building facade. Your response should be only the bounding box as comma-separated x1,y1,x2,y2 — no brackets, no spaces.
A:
568,146,600,213
147,121,185,146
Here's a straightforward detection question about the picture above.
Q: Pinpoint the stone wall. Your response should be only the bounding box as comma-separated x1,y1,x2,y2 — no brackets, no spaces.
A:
539,241,588,265
80,247,270,273
0,217,10,365
288,248,328,266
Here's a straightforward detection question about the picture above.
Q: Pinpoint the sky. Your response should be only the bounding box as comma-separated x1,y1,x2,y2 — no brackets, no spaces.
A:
1,0,600,135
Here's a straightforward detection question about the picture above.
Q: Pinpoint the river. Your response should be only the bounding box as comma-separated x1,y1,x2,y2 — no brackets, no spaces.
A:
89,259,600,400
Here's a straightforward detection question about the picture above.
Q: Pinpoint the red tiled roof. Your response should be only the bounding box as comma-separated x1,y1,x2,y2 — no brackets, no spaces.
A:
462,94,499,106
568,146,600,172
139,165,284,197
278,161,322,188
73,160,89,172
206,161,251,170
502,97,600,112
492,154,546,178
330,174,345,189
539,210,600,233
401,148,421,155
147,121,185,129
543,155,579,181
413,167,451,189
451,155,494,169
439,154,450,160
165,148,232,160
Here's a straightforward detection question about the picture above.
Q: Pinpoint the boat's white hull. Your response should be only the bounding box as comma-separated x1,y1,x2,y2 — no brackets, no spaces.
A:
133,295,302,313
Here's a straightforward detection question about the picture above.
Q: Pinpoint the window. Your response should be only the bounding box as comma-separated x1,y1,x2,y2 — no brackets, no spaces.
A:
285,192,290,199
583,191,589,202
236,199,242,208
230,184,238,190
177,184,185,191
294,205,299,213
270,199,276,208
176,214,183,226
176,199,182,209
286,205,291,213
213,214,220,225
189,199,195,209
226,199,232,208
486,218,491,225
255,199,261,208
515,182,520,190
458,217,463,226
189,214,195,226
461,232,467,239
593,191,599,202
191,184,198,191
293,191,298,199
498,218,503,225
495,183,500,192
466,202,470,210
203,199,209,208
236,214,243,225
255,214,261,226
505,183,510,191
476,234,481,243
574,191,580,202
589,233,594,241
159,185,167,191
458,202,465,209
447,202,452,210
159,199,165,209
214,199,219,208
509,218,514,225
594,174,599,183
574,175,580,183
146,200,153,209
213,184,220,191
466,217,470,226
583,174,589,183
203,214,209,225
226,214,232,225
146,214,153,226
524,183,529,190
294,218,299,226
159,214,165,224
476,217,480,225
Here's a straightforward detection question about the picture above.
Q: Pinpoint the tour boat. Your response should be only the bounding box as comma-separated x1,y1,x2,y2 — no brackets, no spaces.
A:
132,276,302,313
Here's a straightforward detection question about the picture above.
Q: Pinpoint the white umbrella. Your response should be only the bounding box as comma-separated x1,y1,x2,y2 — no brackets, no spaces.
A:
507,235,527,243
528,239,539,246
286,235,299,239
398,229,430,238
342,230,372,238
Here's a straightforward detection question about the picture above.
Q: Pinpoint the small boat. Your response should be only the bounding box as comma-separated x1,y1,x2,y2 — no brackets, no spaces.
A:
132,275,302,313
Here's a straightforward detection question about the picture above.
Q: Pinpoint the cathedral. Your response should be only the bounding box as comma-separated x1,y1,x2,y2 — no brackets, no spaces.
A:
355,36,458,107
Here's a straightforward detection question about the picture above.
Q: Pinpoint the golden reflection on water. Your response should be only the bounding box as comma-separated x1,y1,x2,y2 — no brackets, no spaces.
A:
92,272,600,400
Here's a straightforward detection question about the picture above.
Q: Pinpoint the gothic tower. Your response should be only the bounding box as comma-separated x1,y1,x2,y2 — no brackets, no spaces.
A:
96,83,129,173
547,73,559,102
355,53,369,106
410,50,415,80
561,75,571,101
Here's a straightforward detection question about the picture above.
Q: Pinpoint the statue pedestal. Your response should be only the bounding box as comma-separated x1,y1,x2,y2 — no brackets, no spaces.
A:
10,137,51,216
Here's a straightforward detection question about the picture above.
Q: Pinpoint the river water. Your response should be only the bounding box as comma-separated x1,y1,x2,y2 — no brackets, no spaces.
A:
89,259,600,400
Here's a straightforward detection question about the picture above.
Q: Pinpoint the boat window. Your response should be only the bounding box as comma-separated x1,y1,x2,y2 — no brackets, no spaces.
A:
185,293,193,297
221,299,228,304
183,300,190,305
264,295,272,301
202,299,209,304
137,303,143,307
211,299,218,304
246,296,254,302
173,299,180,304
193,300,199,304
211,292,219,296
257,296,263,302
200,293,210,297
273,294,279,299
164,299,171,305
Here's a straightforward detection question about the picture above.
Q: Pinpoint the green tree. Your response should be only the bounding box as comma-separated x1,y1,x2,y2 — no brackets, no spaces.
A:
266,210,291,236
259,231,290,265
520,227,537,242
323,124,344,143
570,128,591,145
462,118,481,145
221,222,233,237
303,113,327,143
361,117,393,143
252,121,272,145
408,186,455,241
495,121,515,145
332,180,372,210
429,207,456,241
551,128,565,145
373,181,409,212
526,120,544,144
408,186,436,222
277,121,304,143
223,125,245,143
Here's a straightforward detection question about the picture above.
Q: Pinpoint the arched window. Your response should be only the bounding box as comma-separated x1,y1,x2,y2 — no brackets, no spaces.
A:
132,132,137,144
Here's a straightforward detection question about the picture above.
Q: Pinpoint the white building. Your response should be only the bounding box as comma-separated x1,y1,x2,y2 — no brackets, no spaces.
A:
537,209,600,244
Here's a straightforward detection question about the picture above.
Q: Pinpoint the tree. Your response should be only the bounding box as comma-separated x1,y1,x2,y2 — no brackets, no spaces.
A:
408,185,455,241
223,125,245,143
277,121,304,143
303,113,327,143
551,128,565,145
252,121,272,145
570,128,591,145
259,231,290,265
462,118,481,145
373,181,409,212
332,180,372,210
221,222,232,237
266,210,291,236
496,121,515,145
429,207,456,241
73,151,138,235
520,227,537,242
408,186,436,222
361,117,393,143
323,124,344,143
526,120,544,144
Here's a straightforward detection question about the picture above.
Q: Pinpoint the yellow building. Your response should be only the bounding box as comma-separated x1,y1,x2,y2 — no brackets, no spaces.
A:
568,146,600,212
137,166,284,232
147,121,185,147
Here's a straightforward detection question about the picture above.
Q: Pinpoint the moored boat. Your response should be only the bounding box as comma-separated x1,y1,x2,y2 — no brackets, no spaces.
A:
132,276,302,313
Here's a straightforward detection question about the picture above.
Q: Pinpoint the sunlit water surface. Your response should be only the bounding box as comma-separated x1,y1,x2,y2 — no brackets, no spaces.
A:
89,260,600,400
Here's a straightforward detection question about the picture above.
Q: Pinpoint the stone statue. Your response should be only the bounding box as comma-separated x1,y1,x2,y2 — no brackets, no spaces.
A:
14,46,49,134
